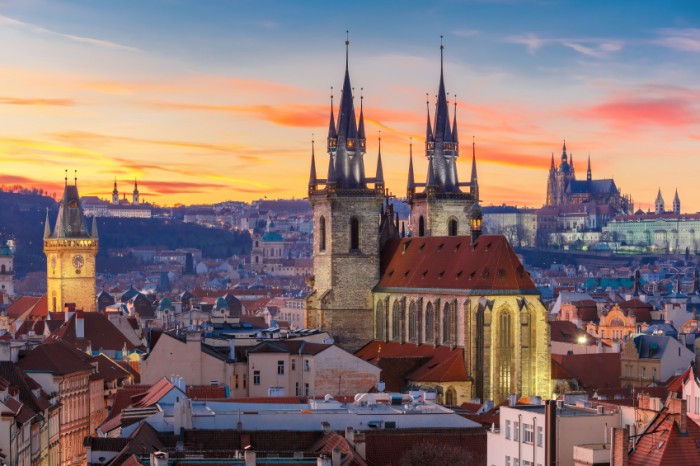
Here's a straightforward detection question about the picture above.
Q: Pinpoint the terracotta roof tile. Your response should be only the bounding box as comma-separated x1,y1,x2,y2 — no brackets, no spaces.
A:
47,312,141,352
17,340,94,376
551,353,621,389
377,236,536,292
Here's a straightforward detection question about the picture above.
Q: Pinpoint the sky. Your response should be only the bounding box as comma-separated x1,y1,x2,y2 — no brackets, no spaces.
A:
0,0,699,210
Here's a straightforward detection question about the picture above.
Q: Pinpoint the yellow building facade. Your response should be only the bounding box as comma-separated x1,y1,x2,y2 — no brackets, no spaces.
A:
44,181,98,312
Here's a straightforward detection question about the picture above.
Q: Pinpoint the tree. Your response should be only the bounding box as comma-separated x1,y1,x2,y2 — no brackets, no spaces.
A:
400,441,475,466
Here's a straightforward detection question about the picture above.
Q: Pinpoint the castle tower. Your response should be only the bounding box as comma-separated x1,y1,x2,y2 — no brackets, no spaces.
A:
673,189,680,214
44,173,99,312
408,39,477,237
306,38,384,350
133,179,140,205
112,178,119,204
655,189,665,214
0,241,15,298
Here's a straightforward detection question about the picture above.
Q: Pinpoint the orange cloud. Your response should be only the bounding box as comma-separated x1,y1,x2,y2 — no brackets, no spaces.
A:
0,96,75,106
578,98,699,129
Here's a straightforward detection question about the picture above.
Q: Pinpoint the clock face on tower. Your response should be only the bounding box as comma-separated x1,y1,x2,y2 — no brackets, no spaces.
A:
72,254,85,269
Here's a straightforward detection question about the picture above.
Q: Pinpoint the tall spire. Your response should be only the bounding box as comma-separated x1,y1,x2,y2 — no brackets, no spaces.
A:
561,140,567,163
336,33,358,141
407,139,415,196
327,88,337,150
550,153,555,170
425,94,433,145
452,98,459,145
375,132,384,188
434,35,452,143
587,154,592,181
471,136,479,200
92,214,99,239
308,137,318,190
358,88,366,142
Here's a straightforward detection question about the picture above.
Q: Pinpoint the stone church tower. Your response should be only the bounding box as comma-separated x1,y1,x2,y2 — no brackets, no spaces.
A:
44,175,99,312
306,40,385,350
407,42,478,237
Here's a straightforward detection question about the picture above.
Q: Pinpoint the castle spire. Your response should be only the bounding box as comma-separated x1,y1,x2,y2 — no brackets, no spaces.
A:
550,153,555,170
358,88,366,142
327,88,337,150
425,93,433,146
452,98,459,145
92,214,99,239
562,140,567,163
587,154,592,181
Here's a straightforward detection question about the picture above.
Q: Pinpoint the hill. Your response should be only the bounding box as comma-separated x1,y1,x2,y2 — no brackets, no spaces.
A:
0,191,251,278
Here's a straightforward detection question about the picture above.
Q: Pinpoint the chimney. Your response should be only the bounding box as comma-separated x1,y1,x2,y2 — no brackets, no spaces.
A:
244,447,256,466
345,427,354,444
317,454,331,466
678,398,688,434
229,339,236,361
331,448,342,466
321,421,330,434
150,452,168,466
75,313,85,339
545,400,557,466
611,426,630,466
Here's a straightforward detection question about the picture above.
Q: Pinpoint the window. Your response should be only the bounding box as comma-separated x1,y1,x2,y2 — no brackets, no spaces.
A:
695,397,699,415
523,423,534,444
448,218,458,236
350,217,360,251
505,420,511,439
292,359,296,371
319,216,326,251
523,461,532,466
425,302,434,342
304,383,310,396
253,371,260,385
418,216,425,237
537,426,543,446
376,301,386,339
295,382,299,396
234,374,239,389
408,301,417,342
514,459,520,466
514,421,520,441
505,456,511,466
304,359,310,372
392,300,401,341
277,360,285,375
442,302,452,344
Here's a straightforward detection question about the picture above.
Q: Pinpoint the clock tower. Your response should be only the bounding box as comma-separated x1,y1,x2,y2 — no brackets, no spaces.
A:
44,176,99,312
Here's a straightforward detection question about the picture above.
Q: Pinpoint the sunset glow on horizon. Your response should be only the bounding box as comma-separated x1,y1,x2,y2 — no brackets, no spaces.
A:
1,1,699,211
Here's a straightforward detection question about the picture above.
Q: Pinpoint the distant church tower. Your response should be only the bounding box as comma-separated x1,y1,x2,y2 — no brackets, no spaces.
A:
133,179,140,205
655,189,665,214
112,178,119,204
306,38,384,350
672,189,680,214
44,173,99,312
407,41,477,237
545,142,575,206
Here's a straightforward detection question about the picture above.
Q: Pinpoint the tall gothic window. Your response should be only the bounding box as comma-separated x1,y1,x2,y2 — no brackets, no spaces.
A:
442,302,452,344
418,216,425,237
392,300,401,341
448,218,458,236
425,302,434,343
498,311,513,399
319,216,326,251
350,217,360,251
408,301,417,342
375,301,385,340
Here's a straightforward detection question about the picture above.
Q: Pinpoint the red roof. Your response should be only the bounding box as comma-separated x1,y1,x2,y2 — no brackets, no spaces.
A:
131,377,181,408
17,340,94,376
46,312,140,352
5,295,47,320
629,415,700,465
551,353,621,389
619,299,653,322
356,341,467,386
377,236,536,292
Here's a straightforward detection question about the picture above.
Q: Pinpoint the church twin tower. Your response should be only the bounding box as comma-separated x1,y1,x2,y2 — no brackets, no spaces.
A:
307,40,478,347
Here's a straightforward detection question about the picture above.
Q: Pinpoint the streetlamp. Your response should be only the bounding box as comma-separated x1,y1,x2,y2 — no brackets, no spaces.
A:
578,335,589,354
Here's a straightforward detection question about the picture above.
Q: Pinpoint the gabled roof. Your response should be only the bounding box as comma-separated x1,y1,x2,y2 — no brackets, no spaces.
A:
551,353,621,389
376,236,536,293
17,340,94,376
629,414,700,465
0,361,50,413
47,312,139,352
130,377,182,408
5,295,47,320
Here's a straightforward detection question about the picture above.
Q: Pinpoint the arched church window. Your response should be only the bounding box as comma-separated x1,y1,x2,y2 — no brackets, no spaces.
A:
392,300,401,341
319,216,326,251
418,216,425,237
442,302,452,344
498,311,513,399
375,301,385,340
445,387,456,406
408,301,417,342
448,218,458,236
350,217,360,251
425,302,434,342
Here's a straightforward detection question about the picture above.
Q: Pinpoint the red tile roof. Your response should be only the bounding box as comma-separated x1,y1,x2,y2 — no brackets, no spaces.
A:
629,415,700,465
185,384,227,400
550,321,588,344
17,340,94,376
356,341,467,386
619,299,654,322
377,236,536,292
131,377,181,408
5,295,46,320
551,353,621,389
46,312,141,352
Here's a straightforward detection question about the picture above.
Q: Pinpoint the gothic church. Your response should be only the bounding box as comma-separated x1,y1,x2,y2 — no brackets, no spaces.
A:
306,41,550,404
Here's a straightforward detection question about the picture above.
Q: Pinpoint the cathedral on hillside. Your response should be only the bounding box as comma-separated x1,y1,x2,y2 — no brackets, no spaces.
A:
44,174,98,312
306,40,550,405
545,142,633,213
